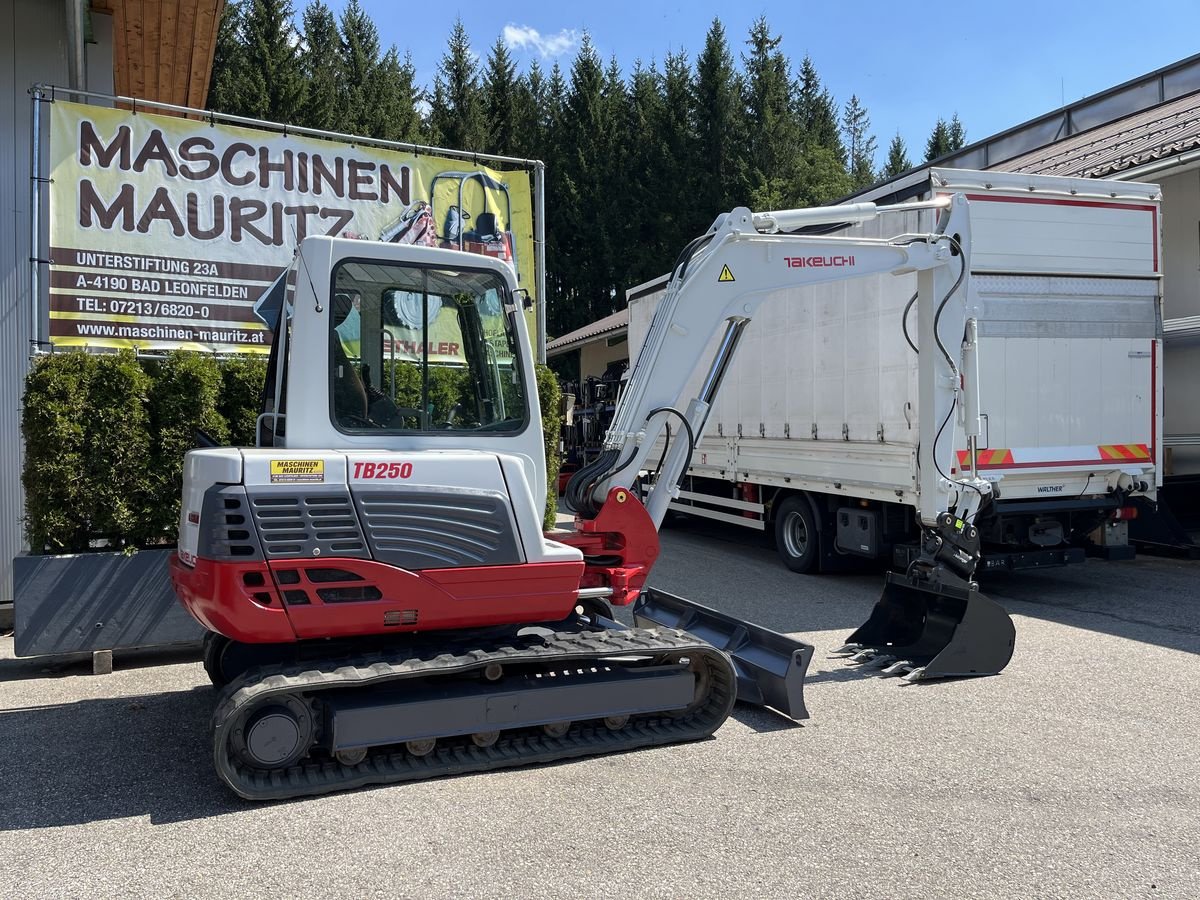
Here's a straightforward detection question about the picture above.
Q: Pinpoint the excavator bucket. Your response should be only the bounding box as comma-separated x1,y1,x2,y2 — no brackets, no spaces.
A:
835,573,1015,682
632,588,813,720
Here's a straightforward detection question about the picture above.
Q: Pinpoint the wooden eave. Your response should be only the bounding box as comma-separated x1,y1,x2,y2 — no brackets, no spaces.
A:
91,0,224,111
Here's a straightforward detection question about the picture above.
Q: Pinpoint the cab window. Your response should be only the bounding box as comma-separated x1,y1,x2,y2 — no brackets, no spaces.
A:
329,260,527,434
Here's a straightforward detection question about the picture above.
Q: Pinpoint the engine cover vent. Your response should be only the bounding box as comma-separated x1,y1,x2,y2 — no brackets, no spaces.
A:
352,488,523,570
248,487,370,560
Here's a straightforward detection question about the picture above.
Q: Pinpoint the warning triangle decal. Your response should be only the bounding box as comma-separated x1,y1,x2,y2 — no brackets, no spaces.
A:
718,264,736,283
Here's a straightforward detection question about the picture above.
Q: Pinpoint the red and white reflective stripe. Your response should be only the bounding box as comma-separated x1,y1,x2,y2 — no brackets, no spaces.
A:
1098,444,1152,462
954,443,1155,471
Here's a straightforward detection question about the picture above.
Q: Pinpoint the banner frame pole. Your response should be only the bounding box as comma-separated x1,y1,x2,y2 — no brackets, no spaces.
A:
29,86,44,353
534,161,547,363
30,83,541,170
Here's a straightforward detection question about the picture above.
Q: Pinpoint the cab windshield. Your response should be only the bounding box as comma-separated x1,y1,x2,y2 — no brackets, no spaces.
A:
329,260,527,433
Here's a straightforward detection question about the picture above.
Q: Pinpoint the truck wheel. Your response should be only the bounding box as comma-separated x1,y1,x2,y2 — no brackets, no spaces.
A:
774,495,819,574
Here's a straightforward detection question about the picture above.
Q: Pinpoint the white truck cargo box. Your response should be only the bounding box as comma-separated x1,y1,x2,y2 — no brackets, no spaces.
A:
627,169,1162,570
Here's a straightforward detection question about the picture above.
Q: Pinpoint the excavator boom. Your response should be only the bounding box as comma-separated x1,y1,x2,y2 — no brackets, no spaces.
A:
568,193,1013,683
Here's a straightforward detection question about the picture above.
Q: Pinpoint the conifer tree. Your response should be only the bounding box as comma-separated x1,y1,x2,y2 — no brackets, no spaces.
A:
542,62,572,326
298,1,340,131
792,54,850,205
621,60,668,281
368,48,421,142
428,18,487,150
693,18,746,214
881,132,912,179
948,113,967,151
741,17,801,209
550,35,625,332
207,0,245,114
796,55,843,158
842,94,878,190
659,50,698,241
238,0,306,122
511,62,547,159
337,0,382,136
483,36,519,155
925,117,953,161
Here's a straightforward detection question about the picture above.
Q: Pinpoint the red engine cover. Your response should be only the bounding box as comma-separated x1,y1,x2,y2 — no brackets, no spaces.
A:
171,553,584,644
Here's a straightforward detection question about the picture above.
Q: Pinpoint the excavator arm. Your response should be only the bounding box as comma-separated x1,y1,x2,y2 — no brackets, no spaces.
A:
566,192,1014,684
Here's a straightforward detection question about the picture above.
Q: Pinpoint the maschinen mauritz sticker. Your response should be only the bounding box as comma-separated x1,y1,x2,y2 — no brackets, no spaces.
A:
270,459,325,483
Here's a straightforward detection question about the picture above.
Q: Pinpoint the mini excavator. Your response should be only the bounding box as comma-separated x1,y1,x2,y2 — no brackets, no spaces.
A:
171,192,1015,800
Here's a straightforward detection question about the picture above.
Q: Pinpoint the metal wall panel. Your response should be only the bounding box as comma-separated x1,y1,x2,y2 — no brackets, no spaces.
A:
0,1,113,604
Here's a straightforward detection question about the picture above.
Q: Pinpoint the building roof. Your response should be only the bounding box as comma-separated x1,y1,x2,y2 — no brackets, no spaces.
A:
546,308,628,357
994,89,1200,178
91,1,224,109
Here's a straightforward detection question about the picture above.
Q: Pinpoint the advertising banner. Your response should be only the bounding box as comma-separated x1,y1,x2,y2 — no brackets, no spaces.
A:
46,100,537,354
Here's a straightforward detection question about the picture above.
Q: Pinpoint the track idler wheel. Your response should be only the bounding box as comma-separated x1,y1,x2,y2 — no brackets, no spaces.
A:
202,632,230,687
231,693,314,770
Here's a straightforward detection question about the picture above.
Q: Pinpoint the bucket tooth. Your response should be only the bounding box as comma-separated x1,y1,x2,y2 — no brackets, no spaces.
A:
865,654,897,669
850,649,878,663
830,643,862,657
899,667,928,684
879,659,915,677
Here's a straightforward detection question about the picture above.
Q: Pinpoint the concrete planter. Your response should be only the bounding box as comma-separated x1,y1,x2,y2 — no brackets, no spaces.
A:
12,548,203,658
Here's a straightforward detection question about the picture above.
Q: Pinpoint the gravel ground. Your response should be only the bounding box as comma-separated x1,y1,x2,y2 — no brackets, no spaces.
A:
1,521,1198,899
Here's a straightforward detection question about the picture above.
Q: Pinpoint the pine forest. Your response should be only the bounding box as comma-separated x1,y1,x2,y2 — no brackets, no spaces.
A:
208,0,969,337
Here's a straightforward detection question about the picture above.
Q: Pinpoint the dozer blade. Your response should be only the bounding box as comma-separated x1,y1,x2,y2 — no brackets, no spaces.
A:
842,572,1015,680
632,588,813,719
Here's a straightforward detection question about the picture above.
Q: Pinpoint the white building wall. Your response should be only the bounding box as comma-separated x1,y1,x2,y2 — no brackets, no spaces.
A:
0,0,113,603
579,335,629,381
1158,169,1200,319
1155,167,1200,474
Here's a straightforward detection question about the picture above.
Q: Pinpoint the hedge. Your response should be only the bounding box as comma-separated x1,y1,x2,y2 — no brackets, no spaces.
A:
22,352,565,551
535,363,563,531
22,351,266,554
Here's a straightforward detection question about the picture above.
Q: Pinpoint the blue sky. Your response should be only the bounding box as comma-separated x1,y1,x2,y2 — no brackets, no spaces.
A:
320,0,1200,168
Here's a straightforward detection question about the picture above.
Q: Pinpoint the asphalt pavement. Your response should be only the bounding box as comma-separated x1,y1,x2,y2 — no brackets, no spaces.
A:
1,520,1198,899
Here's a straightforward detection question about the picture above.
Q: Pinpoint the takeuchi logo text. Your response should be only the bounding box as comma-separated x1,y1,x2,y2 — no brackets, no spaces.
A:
785,255,856,268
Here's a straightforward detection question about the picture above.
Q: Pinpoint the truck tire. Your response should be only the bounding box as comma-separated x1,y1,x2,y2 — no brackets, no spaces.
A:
774,494,819,574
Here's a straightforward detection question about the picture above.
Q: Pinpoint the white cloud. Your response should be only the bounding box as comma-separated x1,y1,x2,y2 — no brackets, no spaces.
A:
502,24,580,59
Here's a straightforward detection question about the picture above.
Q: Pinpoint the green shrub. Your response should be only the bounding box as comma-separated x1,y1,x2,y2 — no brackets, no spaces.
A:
83,352,153,547
219,356,269,446
23,350,270,552
535,363,562,531
21,352,93,553
142,352,229,542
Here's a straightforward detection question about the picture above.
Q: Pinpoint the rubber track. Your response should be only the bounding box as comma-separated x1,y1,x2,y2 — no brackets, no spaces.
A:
212,626,737,800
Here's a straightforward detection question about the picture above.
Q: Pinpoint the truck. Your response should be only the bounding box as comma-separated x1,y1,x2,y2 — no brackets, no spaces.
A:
627,168,1162,575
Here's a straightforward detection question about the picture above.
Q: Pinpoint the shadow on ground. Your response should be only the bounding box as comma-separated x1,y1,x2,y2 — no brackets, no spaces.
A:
655,514,1200,656
0,686,242,829
984,559,1200,655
